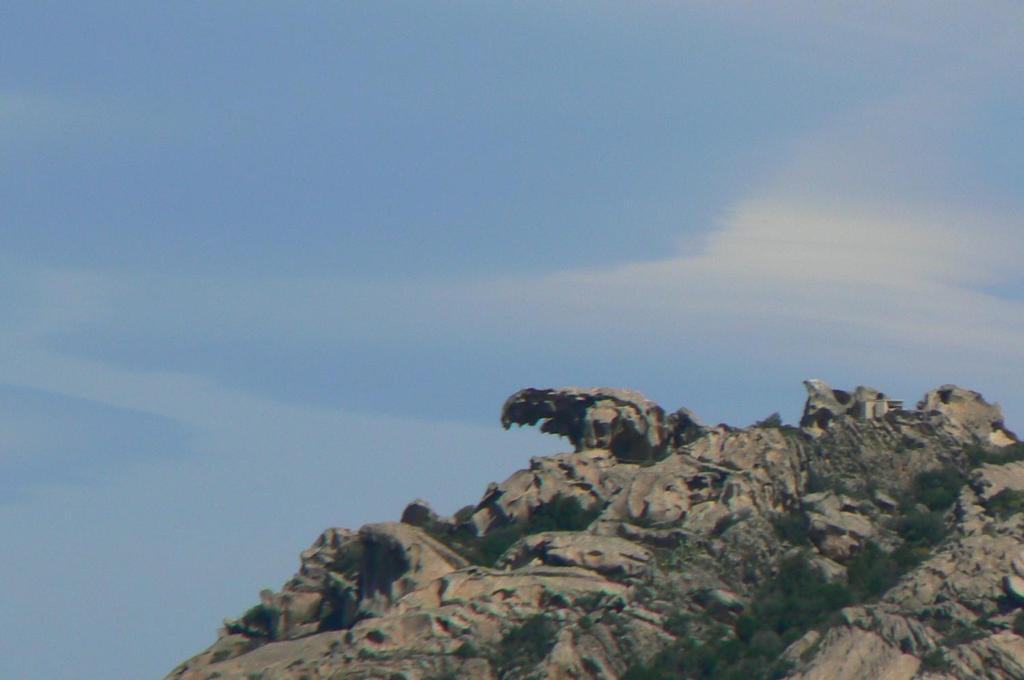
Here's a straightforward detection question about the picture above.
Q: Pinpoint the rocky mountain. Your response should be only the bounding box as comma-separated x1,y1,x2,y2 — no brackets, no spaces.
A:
165,381,1024,680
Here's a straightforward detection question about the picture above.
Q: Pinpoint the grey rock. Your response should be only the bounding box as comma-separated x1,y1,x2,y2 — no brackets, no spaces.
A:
501,386,669,461
495,532,653,579
165,380,1024,680
919,385,1018,447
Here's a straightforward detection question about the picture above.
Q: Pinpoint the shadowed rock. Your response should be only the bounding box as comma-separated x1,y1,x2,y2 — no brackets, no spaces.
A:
501,387,669,461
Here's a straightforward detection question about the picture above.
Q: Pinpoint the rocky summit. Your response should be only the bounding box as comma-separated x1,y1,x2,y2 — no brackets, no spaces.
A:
165,381,1024,680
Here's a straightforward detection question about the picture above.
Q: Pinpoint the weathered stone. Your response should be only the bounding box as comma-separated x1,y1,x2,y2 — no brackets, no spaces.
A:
1011,549,1024,579
1004,574,1024,602
974,460,1024,501
166,380,1024,680
468,447,623,535
667,406,706,446
791,628,921,680
495,532,653,579
399,498,443,529
873,489,899,512
919,385,1018,447
357,522,469,616
803,491,877,562
801,379,886,435
501,387,669,461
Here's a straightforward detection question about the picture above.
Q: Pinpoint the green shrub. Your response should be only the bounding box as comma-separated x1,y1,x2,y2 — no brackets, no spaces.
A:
846,542,902,600
496,614,557,673
920,649,950,672
430,495,602,566
772,510,811,546
627,472,960,680
527,494,603,532
894,510,947,548
749,553,851,640
753,413,783,428
224,603,280,640
453,641,478,658
935,620,986,646
663,611,691,636
987,488,1024,520
623,553,844,680
967,443,1024,468
911,468,966,512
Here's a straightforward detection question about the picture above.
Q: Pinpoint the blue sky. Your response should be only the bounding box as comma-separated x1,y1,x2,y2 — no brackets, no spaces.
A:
2,3,1022,678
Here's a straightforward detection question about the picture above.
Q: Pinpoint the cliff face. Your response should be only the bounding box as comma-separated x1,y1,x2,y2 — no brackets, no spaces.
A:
165,381,1024,680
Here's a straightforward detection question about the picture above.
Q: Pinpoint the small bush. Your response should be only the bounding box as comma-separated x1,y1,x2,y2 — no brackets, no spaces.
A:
967,443,1024,468
936,620,986,646
750,553,851,640
893,510,947,548
431,495,602,566
496,614,558,673
623,553,845,680
987,488,1024,520
772,510,811,546
754,413,783,428
528,494,603,532
452,505,476,523
663,611,691,636
920,649,950,672
846,542,902,600
224,603,280,640
453,641,477,658
911,468,966,512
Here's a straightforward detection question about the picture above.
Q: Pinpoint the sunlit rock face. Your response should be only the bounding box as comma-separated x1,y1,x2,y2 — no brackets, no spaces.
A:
918,384,1019,448
165,380,1024,680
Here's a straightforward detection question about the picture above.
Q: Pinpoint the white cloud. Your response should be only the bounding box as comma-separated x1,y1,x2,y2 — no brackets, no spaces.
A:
458,197,1024,355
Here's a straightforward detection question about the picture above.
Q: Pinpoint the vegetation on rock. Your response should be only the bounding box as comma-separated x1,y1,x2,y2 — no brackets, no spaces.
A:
164,381,1024,680
430,494,602,566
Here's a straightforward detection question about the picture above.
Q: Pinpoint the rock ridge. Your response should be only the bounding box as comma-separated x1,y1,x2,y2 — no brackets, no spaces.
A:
165,380,1024,680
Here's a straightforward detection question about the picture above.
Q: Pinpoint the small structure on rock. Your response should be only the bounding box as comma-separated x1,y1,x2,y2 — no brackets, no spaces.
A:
857,396,905,420
800,379,908,434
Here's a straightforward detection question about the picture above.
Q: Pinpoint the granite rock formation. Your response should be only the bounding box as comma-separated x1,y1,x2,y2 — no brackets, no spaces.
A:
166,381,1024,680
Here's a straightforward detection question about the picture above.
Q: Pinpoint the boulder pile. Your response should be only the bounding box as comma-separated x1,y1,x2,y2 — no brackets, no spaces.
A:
166,381,1024,680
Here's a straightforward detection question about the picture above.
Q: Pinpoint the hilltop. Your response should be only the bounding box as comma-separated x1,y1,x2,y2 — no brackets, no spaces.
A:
165,381,1024,680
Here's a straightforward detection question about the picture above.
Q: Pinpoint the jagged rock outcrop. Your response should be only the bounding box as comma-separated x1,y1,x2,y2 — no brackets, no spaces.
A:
919,385,1018,448
166,381,1024,680
467,447,627,535
357,523,470,616
801,379,887,435
802,491,881,562
501,387,669,461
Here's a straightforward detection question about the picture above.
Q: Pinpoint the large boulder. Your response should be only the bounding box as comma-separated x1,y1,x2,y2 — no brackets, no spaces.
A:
501,387,669,461
918,385,1018,448
468,448,627,535
357,522,470,616
802,491,878,562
